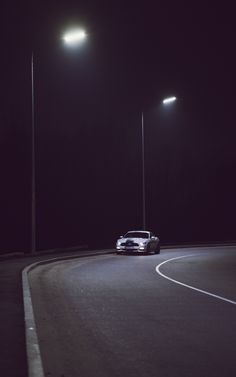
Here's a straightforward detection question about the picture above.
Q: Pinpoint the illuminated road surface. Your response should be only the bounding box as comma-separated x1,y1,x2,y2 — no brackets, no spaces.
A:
29,246,236,377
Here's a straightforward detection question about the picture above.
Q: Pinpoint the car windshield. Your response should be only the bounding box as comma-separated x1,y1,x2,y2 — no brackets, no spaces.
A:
124,232,149,239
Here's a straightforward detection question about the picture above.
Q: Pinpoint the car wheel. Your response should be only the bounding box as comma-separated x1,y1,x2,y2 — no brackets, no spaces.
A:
154,244,160,254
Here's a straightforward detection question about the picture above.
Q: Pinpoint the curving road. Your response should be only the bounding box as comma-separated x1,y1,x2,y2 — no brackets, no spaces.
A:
29,246,236,377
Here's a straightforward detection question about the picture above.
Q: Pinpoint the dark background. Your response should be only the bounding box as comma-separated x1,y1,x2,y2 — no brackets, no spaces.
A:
1,1,235,252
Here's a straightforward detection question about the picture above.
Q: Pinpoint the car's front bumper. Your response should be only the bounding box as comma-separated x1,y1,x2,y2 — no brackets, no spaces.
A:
116,246,146,253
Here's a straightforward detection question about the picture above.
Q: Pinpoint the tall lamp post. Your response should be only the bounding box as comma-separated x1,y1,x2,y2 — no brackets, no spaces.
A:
30,28,87,253
31,53,36,253
141,111,146,230
141,96,177,230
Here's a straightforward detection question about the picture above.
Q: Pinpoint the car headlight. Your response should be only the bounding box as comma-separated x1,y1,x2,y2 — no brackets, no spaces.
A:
139,242,147,249
140,241,147,246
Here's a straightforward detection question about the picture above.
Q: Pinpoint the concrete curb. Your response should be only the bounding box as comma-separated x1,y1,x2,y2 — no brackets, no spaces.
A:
22,264,45,377
22,249,115,377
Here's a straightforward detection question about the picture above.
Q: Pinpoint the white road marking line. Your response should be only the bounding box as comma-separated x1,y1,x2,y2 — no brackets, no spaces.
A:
155,254,236,306
22,264,45,377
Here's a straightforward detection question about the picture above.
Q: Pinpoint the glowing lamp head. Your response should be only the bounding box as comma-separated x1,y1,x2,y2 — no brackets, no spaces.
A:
162,96,177,105
63,29,87,46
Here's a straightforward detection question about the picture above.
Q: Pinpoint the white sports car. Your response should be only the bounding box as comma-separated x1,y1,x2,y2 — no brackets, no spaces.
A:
116,230,160,254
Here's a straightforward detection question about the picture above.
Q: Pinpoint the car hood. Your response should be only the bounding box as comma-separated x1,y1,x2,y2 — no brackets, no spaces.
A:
119,237,148,243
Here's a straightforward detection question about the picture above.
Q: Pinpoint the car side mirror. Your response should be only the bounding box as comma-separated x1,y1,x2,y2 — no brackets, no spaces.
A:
120,235,123,238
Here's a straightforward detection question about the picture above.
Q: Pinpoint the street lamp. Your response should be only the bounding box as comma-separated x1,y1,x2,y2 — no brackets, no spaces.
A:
162,96,177,105
62,28,87,46
31,28,87,253
141,96,177,230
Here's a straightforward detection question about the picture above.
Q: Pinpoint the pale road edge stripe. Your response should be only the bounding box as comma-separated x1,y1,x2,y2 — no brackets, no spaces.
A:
155,254,236,306
22,265,45,377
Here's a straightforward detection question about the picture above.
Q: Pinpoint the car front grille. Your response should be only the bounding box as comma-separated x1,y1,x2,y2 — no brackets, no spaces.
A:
121,242,139,247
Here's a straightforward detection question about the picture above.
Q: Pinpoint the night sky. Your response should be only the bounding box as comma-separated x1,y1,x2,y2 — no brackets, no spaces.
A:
1,1,236,252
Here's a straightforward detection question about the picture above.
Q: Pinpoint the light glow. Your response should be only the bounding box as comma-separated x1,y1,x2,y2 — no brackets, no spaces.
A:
63,29,87,45
163,96,177,104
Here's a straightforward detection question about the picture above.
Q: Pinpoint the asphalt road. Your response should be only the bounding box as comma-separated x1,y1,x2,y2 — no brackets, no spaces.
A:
29,246,236,377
